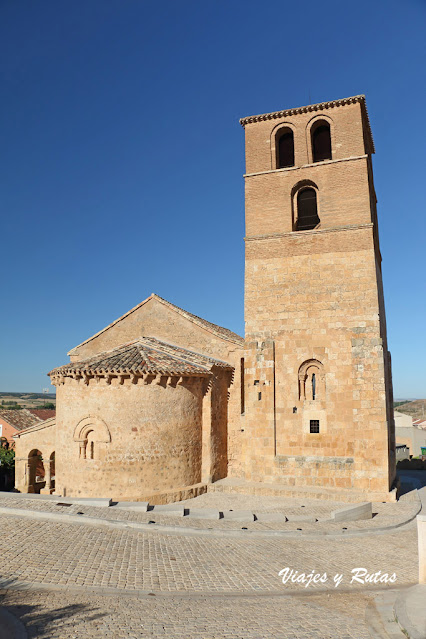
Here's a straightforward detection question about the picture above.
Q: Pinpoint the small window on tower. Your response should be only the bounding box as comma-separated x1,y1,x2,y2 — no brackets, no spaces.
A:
312,122,332,162
296,188,320,231
277,129,294,168
310,420,320,433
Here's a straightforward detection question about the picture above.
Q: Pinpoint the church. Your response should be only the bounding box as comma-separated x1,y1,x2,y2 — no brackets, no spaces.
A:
14,95,397,503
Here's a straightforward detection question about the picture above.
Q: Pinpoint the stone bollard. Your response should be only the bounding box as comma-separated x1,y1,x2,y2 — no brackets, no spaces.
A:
417,515,426,584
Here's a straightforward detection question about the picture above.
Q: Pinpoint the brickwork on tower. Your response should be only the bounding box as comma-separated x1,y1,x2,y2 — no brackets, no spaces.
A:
241,96,396,501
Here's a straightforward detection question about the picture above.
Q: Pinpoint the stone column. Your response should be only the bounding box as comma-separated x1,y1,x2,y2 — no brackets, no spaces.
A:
26,460,35,493
418,515,426,584
18,459,33,493
201,386,213,484
298,376,305,401
40,459,51,495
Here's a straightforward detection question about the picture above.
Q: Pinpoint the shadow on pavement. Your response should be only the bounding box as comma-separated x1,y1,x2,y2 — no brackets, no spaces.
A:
0,578,108,639
398,469,426,496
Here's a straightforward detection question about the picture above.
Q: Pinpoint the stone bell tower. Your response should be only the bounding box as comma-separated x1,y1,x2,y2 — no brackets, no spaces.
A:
240,95,396,501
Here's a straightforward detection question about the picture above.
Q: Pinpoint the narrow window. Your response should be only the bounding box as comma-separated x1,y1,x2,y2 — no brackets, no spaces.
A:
310,419,320,433
296,188,320,231
240,357,245,415
312,373,316,400
90,441,95,459
312,123,332,162
277,130,294,168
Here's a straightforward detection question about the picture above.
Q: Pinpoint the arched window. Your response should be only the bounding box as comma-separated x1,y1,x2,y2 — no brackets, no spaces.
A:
296,188,320,231
298,359,325,401
27,449,44,494
73,416,111,461
80,430,96,460
277,129,294,168
312,122,332,162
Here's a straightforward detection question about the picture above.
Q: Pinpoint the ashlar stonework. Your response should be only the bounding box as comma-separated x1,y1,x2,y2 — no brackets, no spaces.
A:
14,95,396,502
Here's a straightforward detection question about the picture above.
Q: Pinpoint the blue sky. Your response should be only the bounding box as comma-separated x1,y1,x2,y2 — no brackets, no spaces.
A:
0,0,425,398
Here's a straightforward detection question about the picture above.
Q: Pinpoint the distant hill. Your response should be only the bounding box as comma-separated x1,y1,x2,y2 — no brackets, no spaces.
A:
395,399,426,420
0,392,55,399
0,391,56,410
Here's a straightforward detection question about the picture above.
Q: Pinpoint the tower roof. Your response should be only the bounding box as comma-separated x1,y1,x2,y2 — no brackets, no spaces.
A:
240,95,375,153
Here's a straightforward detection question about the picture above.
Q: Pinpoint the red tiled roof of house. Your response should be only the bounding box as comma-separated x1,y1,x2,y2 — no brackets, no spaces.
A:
413,419,426,427
27,409,56,421
0,409,42,432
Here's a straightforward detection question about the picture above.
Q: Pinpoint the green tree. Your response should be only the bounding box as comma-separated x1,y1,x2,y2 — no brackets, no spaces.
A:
0,443,15,471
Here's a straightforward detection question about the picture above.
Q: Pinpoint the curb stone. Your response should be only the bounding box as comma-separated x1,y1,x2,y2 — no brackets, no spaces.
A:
0,504,420,539
394,585,426,639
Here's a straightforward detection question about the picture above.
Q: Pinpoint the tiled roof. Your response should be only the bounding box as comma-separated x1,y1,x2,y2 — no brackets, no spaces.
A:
13,416,56,438
27,409,56,421
239,95,375,153
413,419,426,427
68,293,243,355
51,337,233,379
0,409,42,432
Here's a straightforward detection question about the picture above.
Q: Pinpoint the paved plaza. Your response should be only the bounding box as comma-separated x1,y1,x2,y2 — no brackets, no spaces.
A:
0,490,421,638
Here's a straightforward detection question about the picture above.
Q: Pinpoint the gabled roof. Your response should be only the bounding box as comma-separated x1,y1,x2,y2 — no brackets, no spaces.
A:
13,417,56,438
68,293,243,356
0,409,42,432
51,337,233,380
240,95,375,153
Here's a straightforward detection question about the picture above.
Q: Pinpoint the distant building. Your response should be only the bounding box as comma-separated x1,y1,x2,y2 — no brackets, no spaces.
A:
27,409,56,422
395,411,426,458
0,409,55,447
413,419,426,430
395,411,412,429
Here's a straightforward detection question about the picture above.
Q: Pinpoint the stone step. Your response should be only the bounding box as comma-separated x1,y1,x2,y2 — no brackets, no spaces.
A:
59,497,113,508
222,510,255,522
254,512,287,523
332,502,372,522
186,508,221,520
151,504,186,516
286,514,318,523
208,477,395,503
113,501,149,512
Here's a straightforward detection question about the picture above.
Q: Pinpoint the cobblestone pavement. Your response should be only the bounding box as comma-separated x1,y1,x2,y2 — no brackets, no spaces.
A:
0,495,419,637
0,490,419,533
0,587,383,638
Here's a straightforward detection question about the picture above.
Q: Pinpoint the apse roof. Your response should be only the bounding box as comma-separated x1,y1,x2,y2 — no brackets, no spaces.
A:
51,336,233,379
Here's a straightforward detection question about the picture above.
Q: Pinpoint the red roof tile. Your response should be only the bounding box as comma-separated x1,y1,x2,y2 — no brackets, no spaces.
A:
0,409,42,432
27,409,56,421
50,337,233,379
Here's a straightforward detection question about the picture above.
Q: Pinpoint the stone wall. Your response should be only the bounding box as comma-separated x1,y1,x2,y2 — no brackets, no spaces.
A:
241,99,396,500
54,375,206,500
69,296,245,478
14,421,56,494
